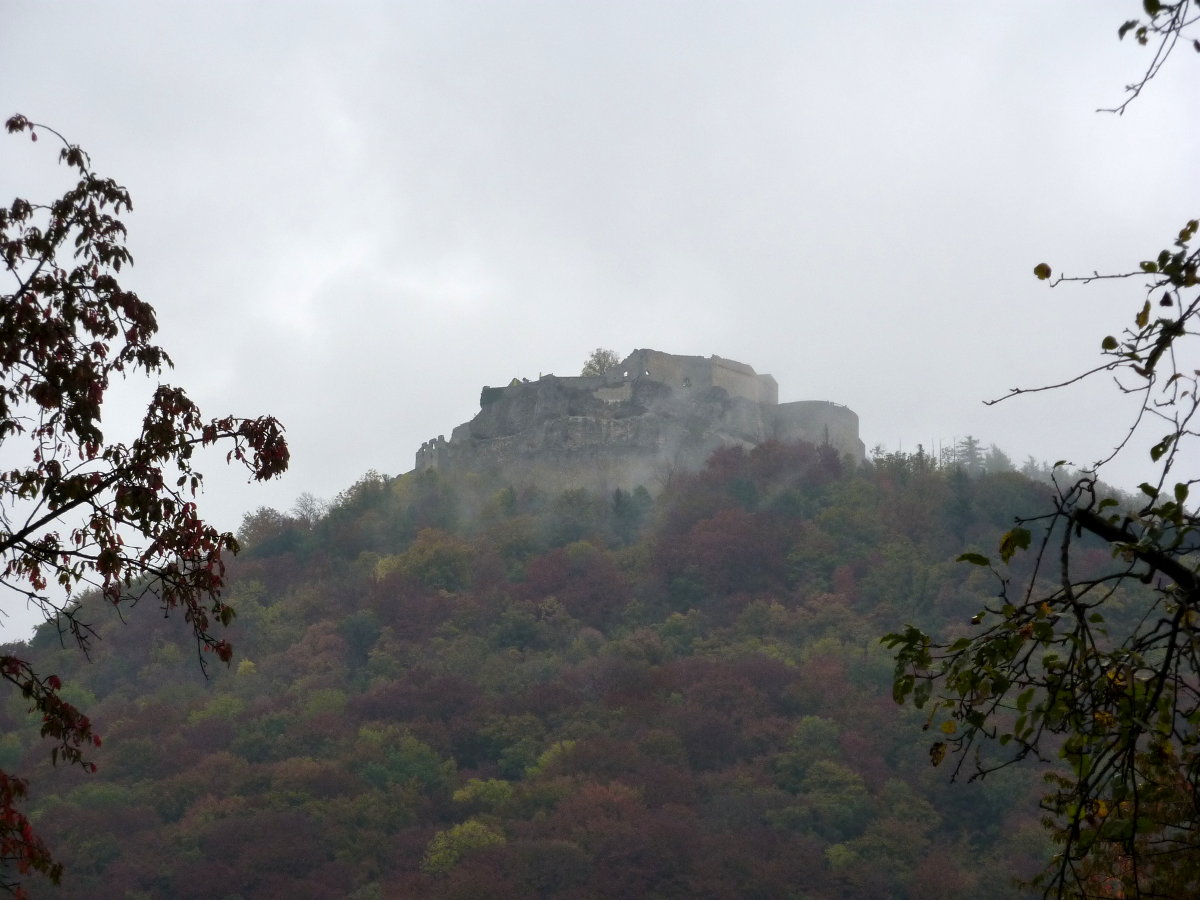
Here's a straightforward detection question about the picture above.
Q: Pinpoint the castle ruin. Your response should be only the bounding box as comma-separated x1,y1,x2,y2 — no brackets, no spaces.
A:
414,349,864,493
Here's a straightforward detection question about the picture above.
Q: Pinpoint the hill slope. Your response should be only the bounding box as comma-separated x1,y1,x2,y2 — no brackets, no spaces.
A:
4,443,1074,898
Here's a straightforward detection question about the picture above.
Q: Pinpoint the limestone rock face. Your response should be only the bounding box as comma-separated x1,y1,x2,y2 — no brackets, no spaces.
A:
414,350,863,493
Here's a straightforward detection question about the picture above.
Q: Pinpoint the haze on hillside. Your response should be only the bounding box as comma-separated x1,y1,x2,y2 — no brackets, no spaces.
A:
5,440,1079,897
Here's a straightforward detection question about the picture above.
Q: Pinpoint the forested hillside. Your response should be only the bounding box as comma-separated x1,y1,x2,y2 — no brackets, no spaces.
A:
3,442,1092,898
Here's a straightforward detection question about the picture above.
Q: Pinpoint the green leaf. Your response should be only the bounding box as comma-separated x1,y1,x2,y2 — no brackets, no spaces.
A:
1101,335,1119,350
999,527,1031,564
1033,262,1052,280
913,680,932,709
957,552,991,567
1175,483,1189,504
1118,19,1139,39
1140,482,1160,499
1135,300,1151,328
1141,261,1159,273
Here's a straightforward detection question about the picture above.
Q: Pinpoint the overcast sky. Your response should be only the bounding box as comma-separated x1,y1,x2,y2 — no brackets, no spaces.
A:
2,3,1198,638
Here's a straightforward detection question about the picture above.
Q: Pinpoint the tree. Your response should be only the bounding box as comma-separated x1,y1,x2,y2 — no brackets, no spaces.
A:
955,435,983,475
580,347,620,377
421,819,506,876
983,444,1014,475
0,115,288,894
886,8,1200,898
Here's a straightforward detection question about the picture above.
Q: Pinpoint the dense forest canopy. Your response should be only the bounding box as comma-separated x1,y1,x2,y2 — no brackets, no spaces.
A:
0,441,1118,898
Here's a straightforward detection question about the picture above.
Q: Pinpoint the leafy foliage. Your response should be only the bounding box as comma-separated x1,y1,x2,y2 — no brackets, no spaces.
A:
0,116,287,895
580,347,621,377
886,8,1200,897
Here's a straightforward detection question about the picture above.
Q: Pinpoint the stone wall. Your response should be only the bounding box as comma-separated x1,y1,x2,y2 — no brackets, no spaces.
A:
617,350,777,406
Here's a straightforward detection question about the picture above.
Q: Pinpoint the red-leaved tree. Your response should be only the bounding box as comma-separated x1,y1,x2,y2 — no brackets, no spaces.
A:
0,114,288,895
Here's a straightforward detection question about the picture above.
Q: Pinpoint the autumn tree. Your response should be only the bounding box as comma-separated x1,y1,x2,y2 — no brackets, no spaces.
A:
0,115,288,894
580,347,620,377
887,7,1200,898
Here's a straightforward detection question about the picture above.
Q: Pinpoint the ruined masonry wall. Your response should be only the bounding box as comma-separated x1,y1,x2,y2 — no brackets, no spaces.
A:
413,350,864,487
773,401,865,460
